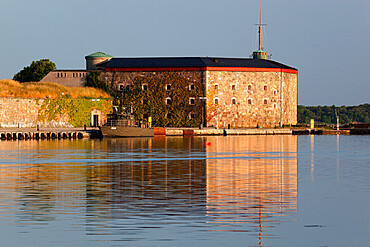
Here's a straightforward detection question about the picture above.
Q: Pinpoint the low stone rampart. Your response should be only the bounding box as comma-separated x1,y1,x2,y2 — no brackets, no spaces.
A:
0,97,111,128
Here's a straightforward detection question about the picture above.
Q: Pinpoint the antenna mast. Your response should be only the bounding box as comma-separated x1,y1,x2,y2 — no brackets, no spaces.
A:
259,0,262,51
253,0,268,59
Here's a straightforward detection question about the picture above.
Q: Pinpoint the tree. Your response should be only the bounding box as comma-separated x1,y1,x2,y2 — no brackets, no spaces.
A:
13,59,56,82
298,104,370,124
85,71,111,94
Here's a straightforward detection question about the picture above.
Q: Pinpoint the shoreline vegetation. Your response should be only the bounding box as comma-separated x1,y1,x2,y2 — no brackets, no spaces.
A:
0,80,111,99
298,104,369,125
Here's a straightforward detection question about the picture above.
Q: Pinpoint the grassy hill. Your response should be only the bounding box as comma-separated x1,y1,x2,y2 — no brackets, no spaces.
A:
0,80,111,99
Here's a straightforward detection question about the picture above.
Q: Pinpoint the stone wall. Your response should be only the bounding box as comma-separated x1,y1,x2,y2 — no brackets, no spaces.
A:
100,69,297,128
0,98,72,128
206,70,297,128
0,97,111,128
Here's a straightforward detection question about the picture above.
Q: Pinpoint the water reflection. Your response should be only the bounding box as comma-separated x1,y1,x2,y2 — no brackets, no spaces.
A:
205,136,297,245
0,136,298,246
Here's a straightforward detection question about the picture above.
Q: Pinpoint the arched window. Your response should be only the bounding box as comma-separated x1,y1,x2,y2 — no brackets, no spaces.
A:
215,98,219,105
264,99,268,105
166,97,172,105
248,85,252,91
248,99,252,105
264,85,267,91
232,98,236,104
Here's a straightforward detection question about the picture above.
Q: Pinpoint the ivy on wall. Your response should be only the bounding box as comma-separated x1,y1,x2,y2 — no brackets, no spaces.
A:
120,72,204,127
38,97,112,127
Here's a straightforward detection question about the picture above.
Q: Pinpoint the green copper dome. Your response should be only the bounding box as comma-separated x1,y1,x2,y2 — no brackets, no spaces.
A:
85,52,113,59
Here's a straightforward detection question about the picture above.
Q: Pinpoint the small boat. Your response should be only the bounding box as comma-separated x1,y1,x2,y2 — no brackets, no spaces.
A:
99,114,154,138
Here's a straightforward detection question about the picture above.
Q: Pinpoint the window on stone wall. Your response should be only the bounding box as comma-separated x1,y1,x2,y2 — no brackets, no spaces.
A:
189,84,195,91
215,98,219,105
166,84,171,91
142,84,148,90
274,90,277,96
274,103,277,109
248,85,252,91
264,99,268,105
189,97,195,105
232,85,236,90
189,113,196,119
215,84,218,90
143,98,148,105
64,73,67,77
119,85,124,91
166,97,172,105
248,99,252,105
264,85,267,91
232,98,236,104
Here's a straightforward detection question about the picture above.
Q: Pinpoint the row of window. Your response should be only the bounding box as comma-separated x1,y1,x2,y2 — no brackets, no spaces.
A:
214,84,277,94
143,113,197,120
214,98,276,106
119,83,278,94
56,72,86,78
142,97,276,107
118,84,196,91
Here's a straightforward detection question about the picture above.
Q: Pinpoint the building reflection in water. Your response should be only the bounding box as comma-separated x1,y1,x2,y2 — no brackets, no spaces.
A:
0,136,297,244
84,137,208,235
204,136,297,245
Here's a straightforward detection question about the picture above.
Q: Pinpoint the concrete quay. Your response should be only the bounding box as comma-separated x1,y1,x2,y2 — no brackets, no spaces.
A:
155,128,292,136
0,127,101,141
1,126,366,141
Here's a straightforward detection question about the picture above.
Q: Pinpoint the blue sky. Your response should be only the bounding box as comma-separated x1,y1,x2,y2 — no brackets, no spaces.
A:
0,0,369,106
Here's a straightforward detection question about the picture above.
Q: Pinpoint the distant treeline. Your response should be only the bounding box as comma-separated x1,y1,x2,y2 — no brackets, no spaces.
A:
298,104,370,125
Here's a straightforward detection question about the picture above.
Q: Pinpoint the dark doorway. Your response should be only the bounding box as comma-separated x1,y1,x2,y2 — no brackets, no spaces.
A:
93,115,99,127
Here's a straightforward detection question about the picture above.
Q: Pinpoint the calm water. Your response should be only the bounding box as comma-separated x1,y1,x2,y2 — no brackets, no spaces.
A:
0,135,368,247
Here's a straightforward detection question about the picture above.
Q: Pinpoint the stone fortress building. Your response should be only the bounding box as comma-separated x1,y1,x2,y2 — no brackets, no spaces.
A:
41,52,297,128
40,1,297,128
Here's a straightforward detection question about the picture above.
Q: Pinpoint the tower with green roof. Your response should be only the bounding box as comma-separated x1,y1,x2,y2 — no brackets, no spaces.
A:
85,52,113,70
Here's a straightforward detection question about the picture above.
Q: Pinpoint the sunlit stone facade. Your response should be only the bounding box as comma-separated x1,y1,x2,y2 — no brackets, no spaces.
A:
100,60,297,128
206,70,297,128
